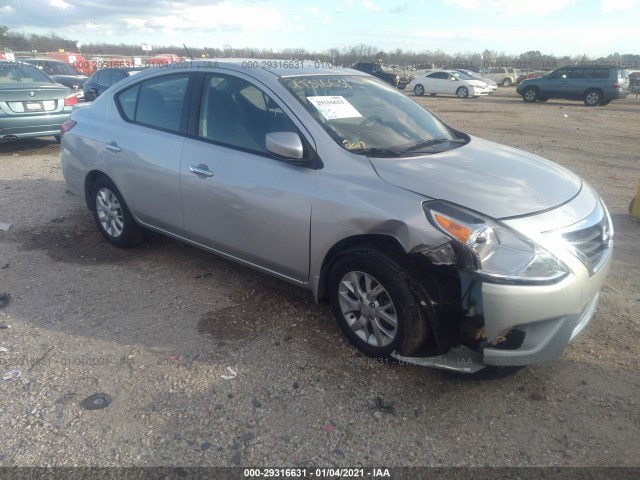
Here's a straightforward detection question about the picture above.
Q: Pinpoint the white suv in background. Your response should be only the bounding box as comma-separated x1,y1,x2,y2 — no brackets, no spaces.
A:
483,67,518,87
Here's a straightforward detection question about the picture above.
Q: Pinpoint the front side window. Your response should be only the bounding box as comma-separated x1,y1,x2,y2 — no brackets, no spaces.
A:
115,73,189,133
281,75,465,157
198,74,297,154
548,68,568,79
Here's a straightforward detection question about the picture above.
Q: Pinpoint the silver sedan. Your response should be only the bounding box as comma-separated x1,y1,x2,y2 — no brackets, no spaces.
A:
60,60,612,373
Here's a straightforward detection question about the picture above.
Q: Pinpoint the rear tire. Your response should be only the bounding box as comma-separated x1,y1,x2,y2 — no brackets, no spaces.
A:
584,89,602,106
328,248,429,358
502,78,512,87
90,177,141,248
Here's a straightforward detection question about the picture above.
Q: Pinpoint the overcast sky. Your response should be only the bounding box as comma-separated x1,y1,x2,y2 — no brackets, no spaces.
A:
0,0,637,57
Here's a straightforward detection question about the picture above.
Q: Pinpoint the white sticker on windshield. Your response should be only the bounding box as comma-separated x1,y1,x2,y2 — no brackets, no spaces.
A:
307,96,362,120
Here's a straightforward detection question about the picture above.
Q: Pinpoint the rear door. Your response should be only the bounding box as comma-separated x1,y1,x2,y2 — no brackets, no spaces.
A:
100,72,193,233
179,72,315,282
425,71,450,94
565,67,588,99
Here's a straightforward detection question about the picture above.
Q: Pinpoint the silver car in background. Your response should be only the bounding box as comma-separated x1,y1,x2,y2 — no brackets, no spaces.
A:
60,60,613,373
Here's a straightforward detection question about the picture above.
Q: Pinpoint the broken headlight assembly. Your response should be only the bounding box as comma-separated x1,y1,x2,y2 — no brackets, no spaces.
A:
422,201,569,284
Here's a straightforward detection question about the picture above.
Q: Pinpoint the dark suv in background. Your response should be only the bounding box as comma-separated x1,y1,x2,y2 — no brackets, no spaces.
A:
516,65,629,106
351,62,410,89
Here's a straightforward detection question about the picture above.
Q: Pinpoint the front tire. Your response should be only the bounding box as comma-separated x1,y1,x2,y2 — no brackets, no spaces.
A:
413,84,425,96
90,177,141,247
456,87,469,98
522,87,539,102
584,89,602,106
502,78,512,87
328,249,428,358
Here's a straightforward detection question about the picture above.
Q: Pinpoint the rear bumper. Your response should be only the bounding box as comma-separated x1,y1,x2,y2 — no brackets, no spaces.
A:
0,112,71,139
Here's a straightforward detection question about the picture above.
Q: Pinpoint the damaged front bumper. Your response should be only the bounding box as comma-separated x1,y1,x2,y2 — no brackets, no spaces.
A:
393,253,610,372
397,191,614,373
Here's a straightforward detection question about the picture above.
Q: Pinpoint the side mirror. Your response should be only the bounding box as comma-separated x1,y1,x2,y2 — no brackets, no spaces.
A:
266,132,304,161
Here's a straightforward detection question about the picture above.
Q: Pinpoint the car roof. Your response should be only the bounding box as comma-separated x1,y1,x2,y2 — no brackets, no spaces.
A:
20,58,67,64
423,69,456,75
188,59,366,78
94,67,147,74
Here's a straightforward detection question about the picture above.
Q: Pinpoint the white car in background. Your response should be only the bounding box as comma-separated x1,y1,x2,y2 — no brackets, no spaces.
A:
454,69,498,92
408,70,491,98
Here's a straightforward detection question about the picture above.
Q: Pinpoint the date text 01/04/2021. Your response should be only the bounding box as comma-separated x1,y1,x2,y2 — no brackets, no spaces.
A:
243,467,391,478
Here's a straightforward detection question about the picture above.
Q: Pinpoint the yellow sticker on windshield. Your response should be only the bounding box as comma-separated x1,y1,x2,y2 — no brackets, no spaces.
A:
307,96,362,120
343,140,366,150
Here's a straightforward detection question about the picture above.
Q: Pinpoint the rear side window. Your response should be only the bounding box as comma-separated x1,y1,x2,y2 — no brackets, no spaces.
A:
115,74,190,133
428,72,448,79
588,68,609,79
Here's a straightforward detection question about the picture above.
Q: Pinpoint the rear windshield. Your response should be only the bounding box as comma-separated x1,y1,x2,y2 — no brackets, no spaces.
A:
280,75,467,157
0,63,54,84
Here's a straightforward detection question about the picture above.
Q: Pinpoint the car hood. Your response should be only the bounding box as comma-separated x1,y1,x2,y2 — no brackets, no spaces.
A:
368,136,582,219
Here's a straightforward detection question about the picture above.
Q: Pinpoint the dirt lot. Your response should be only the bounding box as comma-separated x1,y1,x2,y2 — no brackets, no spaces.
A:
0,89,639,470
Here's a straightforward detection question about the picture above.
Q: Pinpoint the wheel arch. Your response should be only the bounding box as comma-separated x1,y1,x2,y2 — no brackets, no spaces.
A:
316,234,464,354
84,170,111,210
316,234,407,302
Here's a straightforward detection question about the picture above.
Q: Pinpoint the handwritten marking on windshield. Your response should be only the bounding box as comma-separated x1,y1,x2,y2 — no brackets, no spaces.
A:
343,140,366,150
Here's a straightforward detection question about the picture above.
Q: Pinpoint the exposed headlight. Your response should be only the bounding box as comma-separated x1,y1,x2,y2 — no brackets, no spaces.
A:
423,201,568,284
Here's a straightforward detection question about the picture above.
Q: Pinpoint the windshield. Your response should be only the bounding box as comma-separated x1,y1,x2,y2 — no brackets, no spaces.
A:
0,63,54,83
460,70,483,81
280,75,466,157
451,71,473,81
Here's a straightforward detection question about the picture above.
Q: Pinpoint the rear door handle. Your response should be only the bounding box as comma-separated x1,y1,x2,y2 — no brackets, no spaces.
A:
105,141,121,153
189,164,214,177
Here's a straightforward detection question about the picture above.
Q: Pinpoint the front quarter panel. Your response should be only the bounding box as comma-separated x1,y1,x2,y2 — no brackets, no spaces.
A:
308,146,451,295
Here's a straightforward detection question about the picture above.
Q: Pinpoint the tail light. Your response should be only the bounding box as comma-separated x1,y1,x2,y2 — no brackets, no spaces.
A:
613,82,620,89
60,119,77,138
64,94,78,106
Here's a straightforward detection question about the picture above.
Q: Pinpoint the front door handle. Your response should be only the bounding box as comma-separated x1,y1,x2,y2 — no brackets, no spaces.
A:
189,164,214,177
105,141,121,153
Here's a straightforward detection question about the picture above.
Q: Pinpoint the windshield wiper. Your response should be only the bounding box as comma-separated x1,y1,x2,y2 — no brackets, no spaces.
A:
352,147,404,157
403,138,466,152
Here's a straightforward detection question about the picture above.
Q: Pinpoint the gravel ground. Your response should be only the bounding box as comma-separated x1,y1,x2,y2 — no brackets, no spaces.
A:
0,89,639,469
